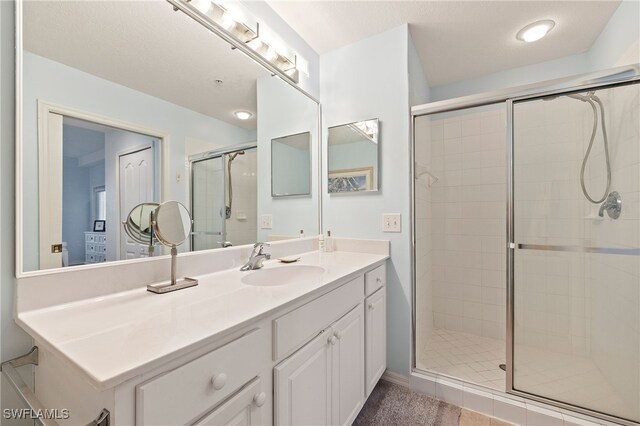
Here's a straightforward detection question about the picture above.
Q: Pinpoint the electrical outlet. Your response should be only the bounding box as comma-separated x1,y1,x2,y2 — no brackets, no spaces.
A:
383,213,401,232
260,214,273,229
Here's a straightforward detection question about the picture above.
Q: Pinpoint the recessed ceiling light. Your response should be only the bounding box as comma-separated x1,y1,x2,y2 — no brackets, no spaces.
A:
516,20,555,43
234,111,252,120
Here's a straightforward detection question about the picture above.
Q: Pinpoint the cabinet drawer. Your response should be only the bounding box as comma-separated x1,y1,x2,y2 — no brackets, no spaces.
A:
364,264,385,296
273,276,363,360
194,377,266,426
136,328,267,426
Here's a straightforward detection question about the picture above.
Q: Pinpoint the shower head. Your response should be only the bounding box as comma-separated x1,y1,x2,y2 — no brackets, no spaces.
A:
227,150,245,162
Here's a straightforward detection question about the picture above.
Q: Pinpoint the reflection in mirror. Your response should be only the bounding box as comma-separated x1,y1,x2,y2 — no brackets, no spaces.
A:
190,144,257,251
271,132,311,197
122,202,160,248
153,201,192,246
327,119,379,193
19,1,320,274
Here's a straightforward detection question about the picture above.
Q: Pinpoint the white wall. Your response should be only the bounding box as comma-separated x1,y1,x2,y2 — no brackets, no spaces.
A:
62,157,91,265
21,52,255,271
257,76,319,241
1,0,34,420
321,25,413,375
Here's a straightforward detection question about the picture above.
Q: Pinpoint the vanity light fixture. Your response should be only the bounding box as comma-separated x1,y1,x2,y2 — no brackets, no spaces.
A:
516,19,555,43
234,111,252,120
176,0,300,83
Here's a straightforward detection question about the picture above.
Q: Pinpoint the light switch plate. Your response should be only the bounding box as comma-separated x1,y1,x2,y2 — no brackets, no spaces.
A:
383,213,401,232
260,214,273,229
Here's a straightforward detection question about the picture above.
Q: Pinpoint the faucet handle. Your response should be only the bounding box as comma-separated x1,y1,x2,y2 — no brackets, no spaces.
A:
253,242,270,254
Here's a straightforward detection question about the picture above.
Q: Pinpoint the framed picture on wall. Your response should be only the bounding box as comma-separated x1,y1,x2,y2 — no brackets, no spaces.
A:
328,167,374,192
93,220,106,232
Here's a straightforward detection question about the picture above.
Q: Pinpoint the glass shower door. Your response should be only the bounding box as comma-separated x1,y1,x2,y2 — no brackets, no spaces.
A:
511,81,640,423
191,156,225,250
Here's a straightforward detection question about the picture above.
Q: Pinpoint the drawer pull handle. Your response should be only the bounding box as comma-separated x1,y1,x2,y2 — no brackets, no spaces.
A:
368,303,374,310
376,277,382,283
211,373,227,390
328,335,337,345
253,392,266,407
334,330,342,340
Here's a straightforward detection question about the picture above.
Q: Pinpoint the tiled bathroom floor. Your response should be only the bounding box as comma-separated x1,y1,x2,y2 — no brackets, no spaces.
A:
417,329,506,390
417,329,638,422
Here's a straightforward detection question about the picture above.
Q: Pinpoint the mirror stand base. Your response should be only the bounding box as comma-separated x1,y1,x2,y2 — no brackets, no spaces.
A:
147,277,198,294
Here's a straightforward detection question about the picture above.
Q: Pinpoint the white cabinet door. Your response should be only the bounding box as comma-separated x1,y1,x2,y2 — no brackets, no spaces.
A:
274,330,332,426
195,378,266,426
365,286,386,397
331,304,365,426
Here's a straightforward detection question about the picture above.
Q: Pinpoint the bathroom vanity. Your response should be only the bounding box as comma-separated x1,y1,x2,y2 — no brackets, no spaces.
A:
15,239,388,425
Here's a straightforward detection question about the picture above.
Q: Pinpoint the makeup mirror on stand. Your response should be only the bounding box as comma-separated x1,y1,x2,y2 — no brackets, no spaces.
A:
124,201,197,294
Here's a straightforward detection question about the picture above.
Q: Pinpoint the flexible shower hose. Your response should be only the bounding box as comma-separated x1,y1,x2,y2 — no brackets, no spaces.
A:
575,94,611,204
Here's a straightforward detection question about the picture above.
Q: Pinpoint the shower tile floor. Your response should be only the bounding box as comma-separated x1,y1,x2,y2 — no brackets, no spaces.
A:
417,329,638,422
417,329,506,391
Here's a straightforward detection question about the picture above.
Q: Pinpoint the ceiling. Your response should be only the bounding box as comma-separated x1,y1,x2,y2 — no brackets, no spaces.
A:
24,0,270,129
266,0,621,87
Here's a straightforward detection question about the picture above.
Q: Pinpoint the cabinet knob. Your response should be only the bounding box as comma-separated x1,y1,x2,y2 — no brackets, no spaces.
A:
211,373,227,390
334,330,342,340
368,303,374,310
328,335,337,345
376,277,382,283
253,392,266,407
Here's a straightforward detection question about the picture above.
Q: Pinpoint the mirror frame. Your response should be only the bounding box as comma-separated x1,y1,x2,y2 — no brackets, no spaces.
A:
271,131,312,198
14,0,323,278
327,118,380,195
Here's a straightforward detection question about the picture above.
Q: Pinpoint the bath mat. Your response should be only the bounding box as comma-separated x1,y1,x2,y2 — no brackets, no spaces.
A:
354,380,462,426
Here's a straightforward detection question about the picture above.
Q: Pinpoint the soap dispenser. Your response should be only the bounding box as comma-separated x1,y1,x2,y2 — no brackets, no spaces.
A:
325,230,334,253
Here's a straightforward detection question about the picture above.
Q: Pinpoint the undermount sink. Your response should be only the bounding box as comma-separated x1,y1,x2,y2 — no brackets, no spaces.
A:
241,265,325,286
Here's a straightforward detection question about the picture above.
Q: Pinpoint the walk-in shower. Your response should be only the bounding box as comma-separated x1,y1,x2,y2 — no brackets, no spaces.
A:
412,67,640,425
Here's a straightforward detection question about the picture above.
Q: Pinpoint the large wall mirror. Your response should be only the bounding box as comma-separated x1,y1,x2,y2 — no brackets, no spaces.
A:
17,0,320,275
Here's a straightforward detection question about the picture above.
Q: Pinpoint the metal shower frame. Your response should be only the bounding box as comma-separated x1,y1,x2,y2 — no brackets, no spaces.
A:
410,64,640,426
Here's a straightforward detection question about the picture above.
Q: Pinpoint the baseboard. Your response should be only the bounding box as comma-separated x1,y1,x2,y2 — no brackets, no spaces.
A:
381,370,410,387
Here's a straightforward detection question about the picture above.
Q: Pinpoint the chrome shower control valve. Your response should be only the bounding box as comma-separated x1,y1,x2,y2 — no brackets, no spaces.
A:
599,191,622,219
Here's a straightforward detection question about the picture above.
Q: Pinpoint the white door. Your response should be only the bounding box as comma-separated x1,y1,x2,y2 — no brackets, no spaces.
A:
39,112,64,270
119,147,155,259
365,286,386,397
274,330,332,426
194,378,266,426
332,304,365,426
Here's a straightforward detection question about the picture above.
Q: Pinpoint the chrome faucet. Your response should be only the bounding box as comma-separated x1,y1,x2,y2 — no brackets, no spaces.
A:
598,191,622,219
240,242,271,271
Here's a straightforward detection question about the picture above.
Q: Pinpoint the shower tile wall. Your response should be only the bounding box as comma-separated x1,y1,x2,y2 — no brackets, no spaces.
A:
514,96,592,356
415,115,433,354
429,106,507,340
192,157,225,251
224,150,258,246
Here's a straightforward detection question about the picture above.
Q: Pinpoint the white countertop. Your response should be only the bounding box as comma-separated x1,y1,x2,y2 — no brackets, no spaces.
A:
17,250,387,391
